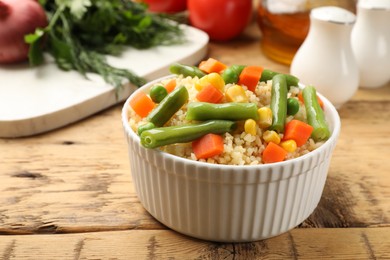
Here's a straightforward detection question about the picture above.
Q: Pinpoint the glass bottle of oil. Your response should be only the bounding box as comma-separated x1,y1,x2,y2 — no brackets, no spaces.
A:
257,0,357,65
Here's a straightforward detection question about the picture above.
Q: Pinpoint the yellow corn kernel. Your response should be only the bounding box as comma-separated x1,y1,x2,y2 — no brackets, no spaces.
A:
195,72,225,91
257,107,272,129
244,119,257,136
263,130,281,144
225,84,248,103
280,140,297,153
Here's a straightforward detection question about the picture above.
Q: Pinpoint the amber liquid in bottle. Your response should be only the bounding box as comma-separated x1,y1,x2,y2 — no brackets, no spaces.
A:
257,5,310,65
257,1,356,65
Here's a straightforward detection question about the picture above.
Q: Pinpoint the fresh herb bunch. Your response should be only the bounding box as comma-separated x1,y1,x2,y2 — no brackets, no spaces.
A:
26,0,185,89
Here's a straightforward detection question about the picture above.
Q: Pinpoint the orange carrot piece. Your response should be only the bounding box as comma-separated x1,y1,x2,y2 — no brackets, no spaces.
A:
198,58,227,74
129,91,155,118
192,133,224,159
262,142,287,164
164,79,176,93
196,84,224,103
298,91,324,109
238,66,264,92
283,119,314,147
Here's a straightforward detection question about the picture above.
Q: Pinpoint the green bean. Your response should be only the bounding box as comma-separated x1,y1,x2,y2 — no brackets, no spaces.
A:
260,69,299,88
140,120,236,148
302,86,330,141
186,102,259,121
221,65,246,84
287,97,300,116
147,85,188,127
137,122,155,136
169,63,206,78
269,74,288,133
149,85,168,103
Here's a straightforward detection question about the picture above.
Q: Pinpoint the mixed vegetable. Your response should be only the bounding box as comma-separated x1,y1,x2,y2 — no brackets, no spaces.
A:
128,58,331,164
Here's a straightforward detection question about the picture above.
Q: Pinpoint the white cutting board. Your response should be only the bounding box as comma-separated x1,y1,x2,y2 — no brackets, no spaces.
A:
0,25,208,138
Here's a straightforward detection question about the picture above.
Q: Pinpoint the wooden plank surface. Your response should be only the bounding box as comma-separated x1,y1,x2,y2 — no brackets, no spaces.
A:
0,18,389,258
1,22,389,233
1,91,389,234
0,228,389,259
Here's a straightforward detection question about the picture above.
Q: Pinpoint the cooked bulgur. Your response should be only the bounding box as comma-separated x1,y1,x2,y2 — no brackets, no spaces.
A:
128,75,325,165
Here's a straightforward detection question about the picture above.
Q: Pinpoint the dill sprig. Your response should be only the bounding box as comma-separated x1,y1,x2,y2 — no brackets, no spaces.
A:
26,0,185,90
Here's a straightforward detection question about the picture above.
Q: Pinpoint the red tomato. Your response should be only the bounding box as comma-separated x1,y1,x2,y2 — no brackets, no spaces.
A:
141,0,187,13
188,0,253,41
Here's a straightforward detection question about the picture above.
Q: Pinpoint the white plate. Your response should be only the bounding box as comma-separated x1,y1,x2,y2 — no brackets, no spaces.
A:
0,25,208,138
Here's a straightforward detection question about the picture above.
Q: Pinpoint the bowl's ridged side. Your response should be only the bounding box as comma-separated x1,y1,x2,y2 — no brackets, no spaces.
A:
121,75,341,242
126,131,337,242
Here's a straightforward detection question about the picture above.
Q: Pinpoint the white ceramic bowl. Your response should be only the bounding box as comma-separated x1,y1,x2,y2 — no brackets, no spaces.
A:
122,76,341,242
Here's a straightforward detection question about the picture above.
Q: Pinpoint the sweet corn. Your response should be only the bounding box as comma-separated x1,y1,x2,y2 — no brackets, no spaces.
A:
263,130,281,144
257,107,272,129
195,72,225,91
280,140,297,153
244,119,257,136
225,84,248,103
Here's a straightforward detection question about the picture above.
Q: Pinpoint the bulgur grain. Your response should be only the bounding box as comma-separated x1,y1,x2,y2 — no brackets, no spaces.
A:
128,76,324,165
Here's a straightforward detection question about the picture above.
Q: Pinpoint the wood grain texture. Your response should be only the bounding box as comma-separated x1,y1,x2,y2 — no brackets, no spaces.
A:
0,16,389,258
0,111,163,234
1,93,389,234
0,228,388,259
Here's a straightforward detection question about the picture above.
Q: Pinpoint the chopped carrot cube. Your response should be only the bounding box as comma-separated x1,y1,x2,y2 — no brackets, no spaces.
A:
129,91,155,118
283,119,314,147
192,133,224,159
199,58,228,74
164,79,176,93
196,84,224,103
262,142,287,164
238,66,264,92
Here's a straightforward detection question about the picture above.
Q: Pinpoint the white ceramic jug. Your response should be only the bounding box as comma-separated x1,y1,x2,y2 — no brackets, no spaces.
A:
290,6,359,108
351,0,390,88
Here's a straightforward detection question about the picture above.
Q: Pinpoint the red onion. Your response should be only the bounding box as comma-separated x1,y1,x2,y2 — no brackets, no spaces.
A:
0,0,48,64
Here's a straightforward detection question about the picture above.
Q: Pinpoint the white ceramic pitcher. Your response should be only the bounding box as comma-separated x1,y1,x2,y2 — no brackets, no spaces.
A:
351,0,390,88
290,6,359,108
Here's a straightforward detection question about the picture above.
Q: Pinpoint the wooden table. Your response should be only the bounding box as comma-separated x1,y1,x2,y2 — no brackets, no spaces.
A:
1,21,389,259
